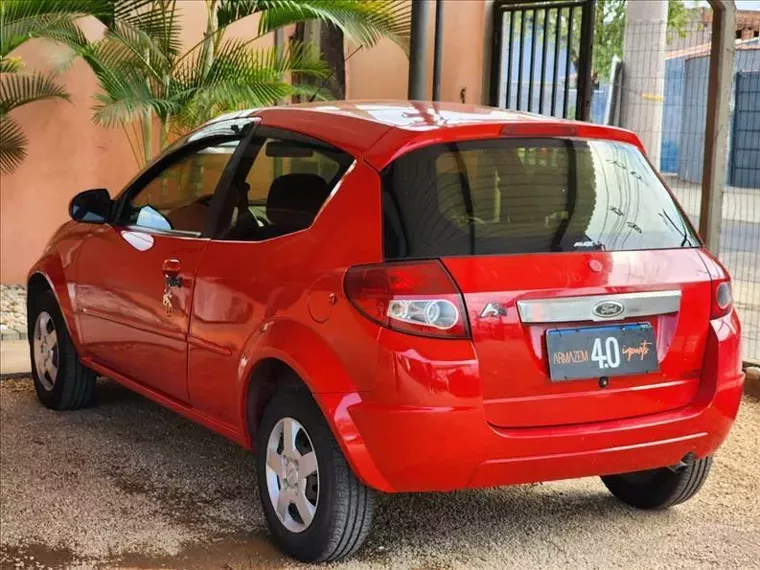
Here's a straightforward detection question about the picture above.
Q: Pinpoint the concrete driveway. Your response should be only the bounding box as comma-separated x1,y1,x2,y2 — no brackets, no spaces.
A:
1,377,758,569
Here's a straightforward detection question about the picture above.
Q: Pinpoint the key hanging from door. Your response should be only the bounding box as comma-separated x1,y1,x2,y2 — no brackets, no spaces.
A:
162,283,174,317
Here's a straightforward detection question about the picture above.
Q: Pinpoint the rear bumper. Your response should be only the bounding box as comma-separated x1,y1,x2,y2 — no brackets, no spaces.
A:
346,373,742,492
320,312,744,493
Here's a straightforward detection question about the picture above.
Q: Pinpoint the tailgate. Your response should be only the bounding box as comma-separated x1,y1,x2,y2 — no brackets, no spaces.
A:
443,249,711,428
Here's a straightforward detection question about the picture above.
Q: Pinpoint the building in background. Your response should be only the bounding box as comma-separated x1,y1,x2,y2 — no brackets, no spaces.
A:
0,0,491,285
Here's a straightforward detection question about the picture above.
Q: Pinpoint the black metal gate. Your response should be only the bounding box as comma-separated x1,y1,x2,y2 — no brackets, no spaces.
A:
490,0,595,121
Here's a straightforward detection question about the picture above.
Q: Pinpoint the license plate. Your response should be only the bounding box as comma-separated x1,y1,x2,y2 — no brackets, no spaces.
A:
546,323,659,381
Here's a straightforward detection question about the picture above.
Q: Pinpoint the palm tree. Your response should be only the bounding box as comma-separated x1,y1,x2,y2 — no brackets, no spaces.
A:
0,0,103,173
68,0,410,165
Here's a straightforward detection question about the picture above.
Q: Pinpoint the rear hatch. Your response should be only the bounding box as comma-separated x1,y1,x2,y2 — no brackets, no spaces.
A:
382,135,711,428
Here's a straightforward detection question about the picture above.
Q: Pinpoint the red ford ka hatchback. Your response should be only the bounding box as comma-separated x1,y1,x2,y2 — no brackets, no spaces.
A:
27,101,744,562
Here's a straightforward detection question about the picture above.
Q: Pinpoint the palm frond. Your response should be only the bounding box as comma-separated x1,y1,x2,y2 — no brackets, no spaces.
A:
99,22,174,79
216,0,261,29
74,3,186,130
95,0,165,31
151,0,183,60
0,114,27,174
1,0,108,21
0,56,24,73
0,0,98,56
173,41,328,130
90,66,178,127
0,72,70,115
254,0,411,51
2,13,88,56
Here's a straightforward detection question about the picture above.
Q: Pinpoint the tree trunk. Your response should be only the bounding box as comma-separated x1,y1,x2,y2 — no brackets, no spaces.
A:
320,24,345,99
291,22,345,102
203,0,219,75
143,110,153,164
290,23,306,103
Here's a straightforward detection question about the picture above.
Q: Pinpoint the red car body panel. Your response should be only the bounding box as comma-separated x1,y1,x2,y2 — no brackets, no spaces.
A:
28,101,744,494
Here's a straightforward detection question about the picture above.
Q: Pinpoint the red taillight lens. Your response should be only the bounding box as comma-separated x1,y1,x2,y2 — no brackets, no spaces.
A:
711,279,733,319
344,261,470,339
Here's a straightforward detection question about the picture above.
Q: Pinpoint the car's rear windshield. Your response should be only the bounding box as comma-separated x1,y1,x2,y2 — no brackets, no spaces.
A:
381,138,699,259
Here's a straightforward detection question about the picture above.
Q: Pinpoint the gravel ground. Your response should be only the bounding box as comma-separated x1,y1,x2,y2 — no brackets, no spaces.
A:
1,378,758,570
0,286,27,336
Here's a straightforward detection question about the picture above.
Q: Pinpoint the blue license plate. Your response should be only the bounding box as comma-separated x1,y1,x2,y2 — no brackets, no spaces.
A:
546,323,659,381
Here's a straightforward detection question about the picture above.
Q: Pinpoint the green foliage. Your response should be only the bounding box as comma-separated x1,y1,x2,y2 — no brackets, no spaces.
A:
511,0,693,86
593,0,693,80
0,0,93,173
248,0,410,52
67,0,410,164
592,0,626,81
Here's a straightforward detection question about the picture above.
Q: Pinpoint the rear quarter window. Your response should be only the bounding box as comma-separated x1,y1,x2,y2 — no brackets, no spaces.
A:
381,138,699,259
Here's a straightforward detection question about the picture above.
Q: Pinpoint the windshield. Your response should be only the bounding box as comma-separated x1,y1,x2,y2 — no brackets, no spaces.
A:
381,138,699,259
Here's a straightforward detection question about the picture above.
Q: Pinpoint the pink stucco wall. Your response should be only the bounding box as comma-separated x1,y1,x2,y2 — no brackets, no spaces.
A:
0,0,489,284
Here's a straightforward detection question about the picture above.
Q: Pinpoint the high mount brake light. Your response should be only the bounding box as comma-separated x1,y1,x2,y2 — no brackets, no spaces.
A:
344,261,470,339
501,123,579,137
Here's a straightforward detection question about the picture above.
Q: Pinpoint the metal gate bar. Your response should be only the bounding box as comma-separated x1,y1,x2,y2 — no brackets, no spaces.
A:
539,7,549,115
490,0,595,121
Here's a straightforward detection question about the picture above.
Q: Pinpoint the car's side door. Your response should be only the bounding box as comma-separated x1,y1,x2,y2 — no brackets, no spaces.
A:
186,128,355,427
74,121,251,402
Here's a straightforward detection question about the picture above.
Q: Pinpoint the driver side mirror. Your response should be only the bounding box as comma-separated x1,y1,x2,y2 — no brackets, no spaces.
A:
69,188,112,224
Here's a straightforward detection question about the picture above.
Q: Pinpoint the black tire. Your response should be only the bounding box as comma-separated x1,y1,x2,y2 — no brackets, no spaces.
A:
255,388,375,563
601,456,713,510
29,290,96,410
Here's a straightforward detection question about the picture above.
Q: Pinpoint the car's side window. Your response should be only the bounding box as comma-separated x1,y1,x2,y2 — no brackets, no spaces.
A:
218,136,352,241
122,139,241,235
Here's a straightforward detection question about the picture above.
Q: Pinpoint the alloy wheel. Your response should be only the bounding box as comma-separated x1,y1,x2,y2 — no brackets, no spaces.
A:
264,417,320,533
33,311,59,391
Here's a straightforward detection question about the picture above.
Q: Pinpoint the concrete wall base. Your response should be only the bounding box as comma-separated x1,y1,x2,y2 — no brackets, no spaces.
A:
745,363,760,399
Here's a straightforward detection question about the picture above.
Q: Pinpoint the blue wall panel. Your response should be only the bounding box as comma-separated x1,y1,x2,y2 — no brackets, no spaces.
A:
730,71,760,189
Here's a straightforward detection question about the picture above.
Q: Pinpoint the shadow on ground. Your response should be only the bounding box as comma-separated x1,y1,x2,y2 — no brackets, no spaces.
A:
1,378,758,569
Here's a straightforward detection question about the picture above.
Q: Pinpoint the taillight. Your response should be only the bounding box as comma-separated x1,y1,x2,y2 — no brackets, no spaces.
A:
344,260,470,339
711,278,733,319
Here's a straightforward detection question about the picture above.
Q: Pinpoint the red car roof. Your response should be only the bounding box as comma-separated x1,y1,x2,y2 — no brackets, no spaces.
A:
253,101,644,170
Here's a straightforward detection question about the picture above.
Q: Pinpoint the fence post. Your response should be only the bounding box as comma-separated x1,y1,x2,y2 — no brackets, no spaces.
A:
699,0,736,253
576,0,596,121
408,0,430,100
620,0,668,163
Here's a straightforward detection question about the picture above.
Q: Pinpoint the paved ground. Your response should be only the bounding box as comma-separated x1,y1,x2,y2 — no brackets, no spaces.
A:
666,178,760,226
0,340,30,376
1,378,758,570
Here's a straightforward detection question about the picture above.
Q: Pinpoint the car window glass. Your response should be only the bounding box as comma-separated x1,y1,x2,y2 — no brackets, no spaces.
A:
219,137,351,241
125,140,240,234
382,138,698,258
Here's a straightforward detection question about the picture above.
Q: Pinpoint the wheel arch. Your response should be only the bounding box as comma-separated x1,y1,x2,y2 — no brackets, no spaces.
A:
26,261,82,350
238,320,392,492
244,357,306,448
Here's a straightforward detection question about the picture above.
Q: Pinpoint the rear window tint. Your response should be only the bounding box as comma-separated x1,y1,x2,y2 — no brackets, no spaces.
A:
381,138,699,259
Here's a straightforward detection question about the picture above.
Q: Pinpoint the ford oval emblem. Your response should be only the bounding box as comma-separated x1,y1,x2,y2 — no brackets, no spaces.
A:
592,300,625,319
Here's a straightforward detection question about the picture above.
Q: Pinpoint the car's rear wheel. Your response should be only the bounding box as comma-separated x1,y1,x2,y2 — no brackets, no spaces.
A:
601,456,713,509
255,388,375,562
29,291,96,410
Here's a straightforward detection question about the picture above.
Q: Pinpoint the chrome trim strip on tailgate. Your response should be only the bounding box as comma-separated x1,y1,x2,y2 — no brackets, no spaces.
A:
517,290,682,323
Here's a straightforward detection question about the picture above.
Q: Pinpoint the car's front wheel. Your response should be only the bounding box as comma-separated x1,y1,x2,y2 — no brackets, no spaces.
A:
601,456,713,509
29,290,96,410
255,388,375,562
